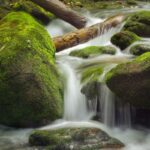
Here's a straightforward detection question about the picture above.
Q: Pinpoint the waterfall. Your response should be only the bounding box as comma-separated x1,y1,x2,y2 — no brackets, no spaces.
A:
100,84,115,127
57,59,91,121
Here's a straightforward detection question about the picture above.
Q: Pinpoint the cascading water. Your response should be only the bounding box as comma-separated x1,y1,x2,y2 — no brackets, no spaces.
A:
0,6,150,150
100,84,115,127
57,60,91,121
48,9,150,150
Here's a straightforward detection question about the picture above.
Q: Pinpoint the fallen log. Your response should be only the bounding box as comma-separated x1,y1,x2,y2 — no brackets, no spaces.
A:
31,0,86,29
53,14,126,52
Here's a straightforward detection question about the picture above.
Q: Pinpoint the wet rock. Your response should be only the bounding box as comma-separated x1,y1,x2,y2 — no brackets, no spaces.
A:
29,128,124,150
81,65,103,83
81,81,101,117
106,52,150,108
132,108,150,128
126,0,137,5
111,31,140,50
130,44,150,56
0,12,63,127
80,63,104,119
81,81,101,100
69,46,116,59
123,11,150,37
60,0,138,10
12,0,55,25
0,0,55,24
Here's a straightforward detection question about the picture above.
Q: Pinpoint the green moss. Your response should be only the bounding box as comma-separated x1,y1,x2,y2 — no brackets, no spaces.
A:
29,129,71,146
29,128,124,149
106,52,150,108
130,44,150,56
81,65,103,83
126,0,137,5
81,80,101,101
123,11,150,37
69,46,116,58
0,0,55,24
12,0,55,25
106,52,150,83
111,31,140,50
60,0,138,10
0,12,63,127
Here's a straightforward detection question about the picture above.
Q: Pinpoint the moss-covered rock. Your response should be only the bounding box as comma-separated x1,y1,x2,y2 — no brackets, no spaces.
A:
0,0,55,24
69,46,116,58
12,0,55,25
111,31,140,50
29,128,124,149
106,52,150,108
123,11,150,37
130,44,150,56
126,0,137,5
81,65,103,83
0,12,63,127
60,0,138,10
81,81,101,100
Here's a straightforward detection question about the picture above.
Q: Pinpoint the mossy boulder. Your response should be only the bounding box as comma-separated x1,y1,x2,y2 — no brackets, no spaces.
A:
61,0,138,10
111,31,140,50
69,46,116,59
29,128,124,149
0,0,55,24
130,44,150,56
126,0,137,5
0,12,63,127
123,11,150,37
12,0,55,25
106,52,150,108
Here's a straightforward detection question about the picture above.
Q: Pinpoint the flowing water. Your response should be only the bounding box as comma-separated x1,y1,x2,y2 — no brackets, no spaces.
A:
0,3,150,150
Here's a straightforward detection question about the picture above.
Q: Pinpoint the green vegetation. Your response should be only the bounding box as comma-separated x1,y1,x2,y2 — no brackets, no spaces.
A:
70,46,116,58
130,44,150,56
29,128,124,149
123,11,150,37
0,12,63,127
0,0,55,24
111,31,140,50
12,0,55,24
29,129,72,146
81,65,103,83
60,0,138,10
106,52,150,108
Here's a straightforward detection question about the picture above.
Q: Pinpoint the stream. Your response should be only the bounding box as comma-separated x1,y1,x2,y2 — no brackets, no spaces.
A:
0,3,150,150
